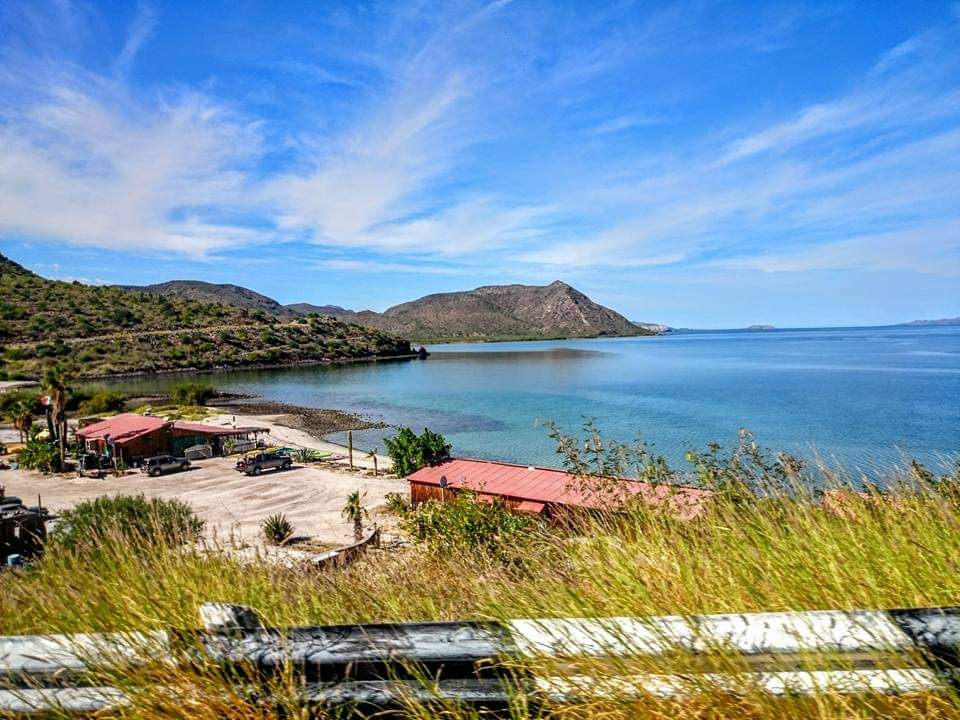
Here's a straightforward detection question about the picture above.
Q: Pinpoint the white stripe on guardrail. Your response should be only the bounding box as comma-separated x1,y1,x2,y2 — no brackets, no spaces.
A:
508,609,915,657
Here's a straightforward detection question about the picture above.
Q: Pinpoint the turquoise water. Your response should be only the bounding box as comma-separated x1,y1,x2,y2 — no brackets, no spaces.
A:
104,326,960,474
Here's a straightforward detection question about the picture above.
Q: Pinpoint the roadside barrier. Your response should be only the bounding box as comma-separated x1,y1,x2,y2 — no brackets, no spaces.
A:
1,604,957,714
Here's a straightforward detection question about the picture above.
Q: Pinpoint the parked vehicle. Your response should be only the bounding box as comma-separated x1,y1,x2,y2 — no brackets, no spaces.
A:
235,451,292,476
141,455,190,477
76,453,113,479
183,443,213,461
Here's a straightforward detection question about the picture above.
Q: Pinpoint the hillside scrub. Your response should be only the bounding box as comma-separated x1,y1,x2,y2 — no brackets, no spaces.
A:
0,253,413,379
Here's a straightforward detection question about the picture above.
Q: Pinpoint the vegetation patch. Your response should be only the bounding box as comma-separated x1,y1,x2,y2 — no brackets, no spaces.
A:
384,427,452,476
48,494,204,554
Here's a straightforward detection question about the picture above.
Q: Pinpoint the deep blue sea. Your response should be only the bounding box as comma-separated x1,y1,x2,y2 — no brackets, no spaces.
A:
100,325,960,475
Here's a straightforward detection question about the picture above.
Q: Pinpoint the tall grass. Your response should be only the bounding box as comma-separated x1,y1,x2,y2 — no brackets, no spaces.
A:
2,474,958,718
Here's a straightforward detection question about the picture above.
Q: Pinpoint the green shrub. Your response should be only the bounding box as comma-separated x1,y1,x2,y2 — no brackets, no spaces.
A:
261,513,294,545
384,427,452,477
16,437,57,472
383,491,411,515
170,381,216,406
401,491,542,559
77,390,127,416
49,494,204,553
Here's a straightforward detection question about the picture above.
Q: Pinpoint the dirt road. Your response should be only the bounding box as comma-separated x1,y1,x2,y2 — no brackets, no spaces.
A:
1,458,406,545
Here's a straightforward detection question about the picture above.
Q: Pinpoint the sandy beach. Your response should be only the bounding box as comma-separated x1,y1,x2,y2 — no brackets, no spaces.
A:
1,411,406,545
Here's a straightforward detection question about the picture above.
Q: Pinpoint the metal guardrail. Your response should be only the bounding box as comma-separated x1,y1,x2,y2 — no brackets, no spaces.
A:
1,604,957,715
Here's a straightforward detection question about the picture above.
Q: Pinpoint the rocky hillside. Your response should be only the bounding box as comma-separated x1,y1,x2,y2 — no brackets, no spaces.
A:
118,280,296,318
286,302,353,316
0,254,413,379
339,281,651,341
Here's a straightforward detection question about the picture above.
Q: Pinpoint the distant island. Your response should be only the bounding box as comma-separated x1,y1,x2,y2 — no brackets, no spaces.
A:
899,317,960,327
746,325,776,331
632,322,672,334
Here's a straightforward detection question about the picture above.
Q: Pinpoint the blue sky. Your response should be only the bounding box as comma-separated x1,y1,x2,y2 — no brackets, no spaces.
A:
1,0,958,328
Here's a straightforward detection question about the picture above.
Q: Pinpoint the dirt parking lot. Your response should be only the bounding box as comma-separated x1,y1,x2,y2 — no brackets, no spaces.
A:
1,458,407,545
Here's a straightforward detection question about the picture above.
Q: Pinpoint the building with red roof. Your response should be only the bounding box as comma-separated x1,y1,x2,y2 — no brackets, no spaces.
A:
76,414,267,463
76,414,170,462
406,458,712,521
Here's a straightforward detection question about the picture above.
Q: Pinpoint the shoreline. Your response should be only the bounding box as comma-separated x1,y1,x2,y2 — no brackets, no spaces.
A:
76,351,425,381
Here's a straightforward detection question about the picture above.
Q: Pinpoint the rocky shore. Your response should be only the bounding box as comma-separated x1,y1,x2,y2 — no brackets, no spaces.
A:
209,397,386,437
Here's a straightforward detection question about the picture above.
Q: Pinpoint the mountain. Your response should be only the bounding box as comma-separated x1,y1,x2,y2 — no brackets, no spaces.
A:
0,253,34,277
0,254,413,379
632,322,672,334
331,281,651,341
286,302,355,317
118,280,296,318
900,317,960,326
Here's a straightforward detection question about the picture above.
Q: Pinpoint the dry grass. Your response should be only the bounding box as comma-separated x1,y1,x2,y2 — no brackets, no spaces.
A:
2,477,959,718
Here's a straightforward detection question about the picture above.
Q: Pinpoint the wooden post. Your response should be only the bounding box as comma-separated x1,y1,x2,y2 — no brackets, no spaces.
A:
348,431,353,470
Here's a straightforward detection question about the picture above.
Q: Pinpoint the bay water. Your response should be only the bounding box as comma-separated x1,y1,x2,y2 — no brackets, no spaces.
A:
100,325,960,476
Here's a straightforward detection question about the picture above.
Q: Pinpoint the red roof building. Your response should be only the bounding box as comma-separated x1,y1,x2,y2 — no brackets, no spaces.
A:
406,458,712,520
76,414,170,461
76,414,267,462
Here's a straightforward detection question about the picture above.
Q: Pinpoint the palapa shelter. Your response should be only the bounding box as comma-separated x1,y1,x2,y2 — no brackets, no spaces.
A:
406,458,713,521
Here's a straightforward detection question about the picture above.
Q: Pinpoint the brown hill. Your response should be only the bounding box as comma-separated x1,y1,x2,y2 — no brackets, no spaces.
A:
344,281,651,341
118,280,296,318
0,254,412,379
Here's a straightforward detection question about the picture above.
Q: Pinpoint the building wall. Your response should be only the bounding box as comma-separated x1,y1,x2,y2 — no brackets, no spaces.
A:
408,481,550,517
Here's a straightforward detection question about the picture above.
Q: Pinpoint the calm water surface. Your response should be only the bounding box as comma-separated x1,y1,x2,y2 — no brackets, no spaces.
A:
103,326,960,474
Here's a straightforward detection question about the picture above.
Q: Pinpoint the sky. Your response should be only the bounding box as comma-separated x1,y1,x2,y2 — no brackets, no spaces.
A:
0,0,958,328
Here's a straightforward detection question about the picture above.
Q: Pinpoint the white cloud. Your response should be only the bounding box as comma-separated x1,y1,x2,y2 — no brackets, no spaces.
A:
714,221,960,277
269,74,466,244
113,4,157,79
0,82,264,256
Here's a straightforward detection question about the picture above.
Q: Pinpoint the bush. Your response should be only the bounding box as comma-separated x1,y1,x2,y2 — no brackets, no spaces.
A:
384,427,452,477
170,382,216,406
77,390,127,416
383,491,411,515
16,437,57,472
49,494,204,553
261,513,294,545
401,491,542,559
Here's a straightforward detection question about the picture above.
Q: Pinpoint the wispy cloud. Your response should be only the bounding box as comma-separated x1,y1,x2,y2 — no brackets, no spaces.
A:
0,0,958,323
0,68,265,255
113,3,157,79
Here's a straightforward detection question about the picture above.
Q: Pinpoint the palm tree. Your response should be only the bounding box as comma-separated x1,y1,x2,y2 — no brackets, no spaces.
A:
342,490,367,542
367,447,379,477
10,400,34,443
42,365,71,471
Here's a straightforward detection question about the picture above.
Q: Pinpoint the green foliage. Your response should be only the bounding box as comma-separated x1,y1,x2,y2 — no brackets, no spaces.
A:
383,491,410,515
0,389,40,417
0,256,411,379
401,491,543,559
77,390,127,416
384,427,452,477
16,436,57,472
342,490,368,541
548,420,805,499
261,513,294,545
49,494,204,553
170,382,216,406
